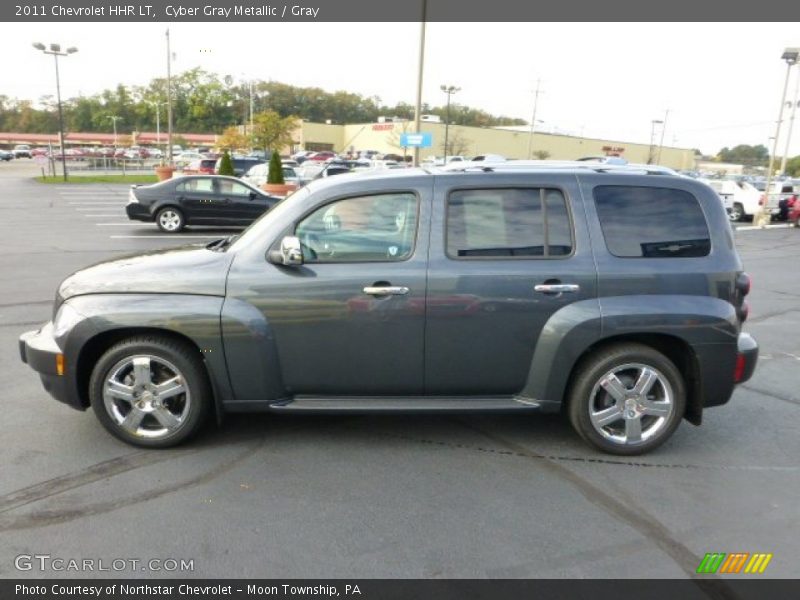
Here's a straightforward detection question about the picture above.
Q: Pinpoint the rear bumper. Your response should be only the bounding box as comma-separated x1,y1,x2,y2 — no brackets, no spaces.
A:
125,203,152,222
20,324,84,411
735,332,758,384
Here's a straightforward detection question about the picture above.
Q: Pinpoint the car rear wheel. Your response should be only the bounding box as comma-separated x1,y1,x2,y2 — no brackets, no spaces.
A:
568,343,685,455
156,207,185,233
728,202,744,222
89,336,210,448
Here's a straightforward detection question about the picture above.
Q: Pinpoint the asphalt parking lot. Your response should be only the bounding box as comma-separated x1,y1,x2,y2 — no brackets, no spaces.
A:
1,160,799,581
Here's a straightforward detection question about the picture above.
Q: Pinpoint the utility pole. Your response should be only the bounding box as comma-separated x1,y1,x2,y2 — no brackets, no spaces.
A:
656,109,669,165
166,28,173,164
412,0,427,167
527,79,542,159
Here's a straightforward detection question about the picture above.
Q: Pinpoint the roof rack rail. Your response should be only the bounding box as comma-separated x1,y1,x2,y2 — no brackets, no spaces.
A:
437,160,679,176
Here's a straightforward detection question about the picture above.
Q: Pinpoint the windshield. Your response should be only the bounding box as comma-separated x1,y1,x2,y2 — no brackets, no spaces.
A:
227,184,314,252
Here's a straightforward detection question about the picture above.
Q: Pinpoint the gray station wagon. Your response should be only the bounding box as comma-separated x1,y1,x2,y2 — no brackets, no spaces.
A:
20,162,758,454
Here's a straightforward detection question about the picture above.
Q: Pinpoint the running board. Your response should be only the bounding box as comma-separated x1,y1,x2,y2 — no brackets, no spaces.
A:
267,396,543,413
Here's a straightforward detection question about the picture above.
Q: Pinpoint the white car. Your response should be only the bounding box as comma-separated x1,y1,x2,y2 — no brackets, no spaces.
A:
241,164,299,188
699,179,761,222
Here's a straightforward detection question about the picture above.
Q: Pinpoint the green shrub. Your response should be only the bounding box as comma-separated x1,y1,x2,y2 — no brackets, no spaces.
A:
218,150,235,176
267,151,284,184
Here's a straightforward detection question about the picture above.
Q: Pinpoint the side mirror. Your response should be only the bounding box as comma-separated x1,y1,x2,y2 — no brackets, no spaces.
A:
268,235,304,266
249,191,257,200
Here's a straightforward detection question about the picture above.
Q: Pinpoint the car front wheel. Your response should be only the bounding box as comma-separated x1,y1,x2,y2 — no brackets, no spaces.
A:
89,336,210,448
156,207,185,233
568,343,686,455
728,202,744,222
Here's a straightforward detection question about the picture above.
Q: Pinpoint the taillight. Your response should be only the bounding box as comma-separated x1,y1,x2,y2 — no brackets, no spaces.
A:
733,354,746,383
739,300,750,322
736,272,751,296
735,273,751,322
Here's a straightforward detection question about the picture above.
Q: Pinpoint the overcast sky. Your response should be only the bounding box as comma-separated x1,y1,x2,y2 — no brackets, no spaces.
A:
4,22,800,156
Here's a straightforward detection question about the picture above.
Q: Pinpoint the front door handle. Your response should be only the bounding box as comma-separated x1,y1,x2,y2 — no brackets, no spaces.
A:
363,286,410,297
534,283,580,294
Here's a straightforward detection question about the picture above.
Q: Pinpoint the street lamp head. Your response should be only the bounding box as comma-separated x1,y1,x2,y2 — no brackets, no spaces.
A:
32,42,46,51
781,48,800,64
66,47,78,54
49,43,61,53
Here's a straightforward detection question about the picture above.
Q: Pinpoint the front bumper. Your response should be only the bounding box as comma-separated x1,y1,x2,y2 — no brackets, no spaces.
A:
19,323,84,410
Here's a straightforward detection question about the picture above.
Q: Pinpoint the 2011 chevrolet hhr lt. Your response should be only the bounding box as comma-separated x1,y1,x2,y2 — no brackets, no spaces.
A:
20,162,758,454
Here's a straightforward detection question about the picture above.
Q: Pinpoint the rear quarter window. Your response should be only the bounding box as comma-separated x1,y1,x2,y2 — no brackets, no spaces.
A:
593,185,710,258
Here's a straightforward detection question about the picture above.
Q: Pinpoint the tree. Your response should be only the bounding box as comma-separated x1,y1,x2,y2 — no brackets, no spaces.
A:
439,130,472,157
252,110,298,156
217,126,249,152
218,150,235,176
267,151,284,184
717,144,769,166
785,155,800,177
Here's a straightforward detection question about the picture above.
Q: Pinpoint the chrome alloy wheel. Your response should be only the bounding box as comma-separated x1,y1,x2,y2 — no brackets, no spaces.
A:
158,209,182,231
588,362,674,446
103,355,191,439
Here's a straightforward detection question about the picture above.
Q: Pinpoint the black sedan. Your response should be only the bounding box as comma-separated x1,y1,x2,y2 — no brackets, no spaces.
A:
126,175,281,233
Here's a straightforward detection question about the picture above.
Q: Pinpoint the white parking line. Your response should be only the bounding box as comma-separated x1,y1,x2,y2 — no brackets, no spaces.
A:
110,235,221,239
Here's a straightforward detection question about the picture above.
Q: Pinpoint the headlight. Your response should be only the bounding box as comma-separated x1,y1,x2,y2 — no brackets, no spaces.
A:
52,302,84,339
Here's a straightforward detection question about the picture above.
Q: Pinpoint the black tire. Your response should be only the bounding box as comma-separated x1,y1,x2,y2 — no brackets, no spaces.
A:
729,202,744,222
89,336,211,448
567,343,686,456
155,206,185,233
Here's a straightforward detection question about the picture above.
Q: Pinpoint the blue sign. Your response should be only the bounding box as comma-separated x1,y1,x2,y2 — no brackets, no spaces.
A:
400,132,432,148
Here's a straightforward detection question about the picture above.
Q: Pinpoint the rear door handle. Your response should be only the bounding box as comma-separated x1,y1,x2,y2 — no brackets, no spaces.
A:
363,286,410,296
534,283,580,294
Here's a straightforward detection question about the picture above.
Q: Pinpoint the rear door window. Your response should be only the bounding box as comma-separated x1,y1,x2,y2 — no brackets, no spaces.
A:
446,188,573,259
593,186,710,258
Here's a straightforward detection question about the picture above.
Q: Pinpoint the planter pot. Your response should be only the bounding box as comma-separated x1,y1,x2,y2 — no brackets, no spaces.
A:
154,165,176,181
261,182,298,196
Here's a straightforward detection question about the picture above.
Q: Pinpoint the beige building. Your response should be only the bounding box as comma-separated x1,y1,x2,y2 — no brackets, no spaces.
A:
290,120,697,170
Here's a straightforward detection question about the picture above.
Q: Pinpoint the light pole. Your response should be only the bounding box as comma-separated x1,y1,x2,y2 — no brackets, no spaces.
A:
648,119,663,164
146,100,166,147
107,115,122,147
760,47,799,227
32,42,77,182
780,69,800,176
440,84,460,161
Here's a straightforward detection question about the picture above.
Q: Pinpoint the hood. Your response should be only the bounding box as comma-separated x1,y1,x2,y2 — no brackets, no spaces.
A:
58,243,234,301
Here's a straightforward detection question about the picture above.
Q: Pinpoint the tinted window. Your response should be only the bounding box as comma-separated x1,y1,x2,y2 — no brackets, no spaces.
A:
446,188,573,258
296,193,418,263
593,186,710,258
